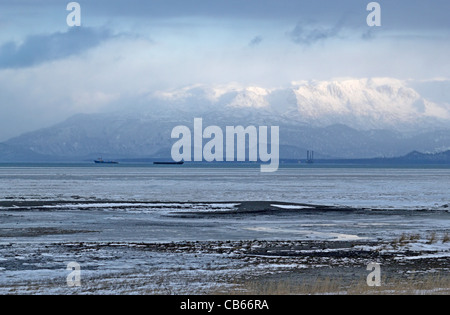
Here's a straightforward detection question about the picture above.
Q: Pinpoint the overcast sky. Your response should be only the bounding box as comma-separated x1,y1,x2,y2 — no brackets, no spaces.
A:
0,0,449,141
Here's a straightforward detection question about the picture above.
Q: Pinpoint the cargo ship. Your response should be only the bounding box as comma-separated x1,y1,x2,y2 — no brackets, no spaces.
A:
94,158,119,164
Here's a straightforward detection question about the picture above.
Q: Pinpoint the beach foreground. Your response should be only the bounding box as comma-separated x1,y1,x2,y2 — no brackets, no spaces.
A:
0,166,449,295
1,229,448,295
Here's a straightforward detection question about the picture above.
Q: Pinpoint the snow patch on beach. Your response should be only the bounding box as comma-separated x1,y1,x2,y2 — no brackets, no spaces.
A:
244,226,363,241
0,202,241,213
354,237,450,261
271,204,314,210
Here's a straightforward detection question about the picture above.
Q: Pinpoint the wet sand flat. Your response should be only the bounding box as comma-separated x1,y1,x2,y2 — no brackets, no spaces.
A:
0,200,448,295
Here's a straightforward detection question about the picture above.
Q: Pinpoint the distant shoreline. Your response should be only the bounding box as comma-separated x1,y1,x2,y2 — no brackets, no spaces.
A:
0,161,449,169
1,150,450,166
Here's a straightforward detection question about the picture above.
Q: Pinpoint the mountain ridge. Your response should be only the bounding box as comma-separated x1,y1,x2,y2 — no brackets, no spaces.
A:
2,77,450,162
2,111,450,162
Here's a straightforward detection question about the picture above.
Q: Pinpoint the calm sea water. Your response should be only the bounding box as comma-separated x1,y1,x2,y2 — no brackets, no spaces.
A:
0,163,449,210
0,163,449,243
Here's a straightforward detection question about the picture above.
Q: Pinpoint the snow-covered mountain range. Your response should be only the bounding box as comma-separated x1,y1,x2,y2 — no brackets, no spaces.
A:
2,78,450,161
152,77,449,131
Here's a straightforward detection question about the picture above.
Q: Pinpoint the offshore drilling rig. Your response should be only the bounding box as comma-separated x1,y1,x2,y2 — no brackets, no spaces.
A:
306,150,315,164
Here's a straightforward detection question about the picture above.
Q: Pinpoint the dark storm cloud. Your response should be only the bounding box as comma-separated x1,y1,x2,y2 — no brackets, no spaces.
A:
81,0,450,31
249,36,263,47
0,27,113,69
288,22,344,45
2,0,449,28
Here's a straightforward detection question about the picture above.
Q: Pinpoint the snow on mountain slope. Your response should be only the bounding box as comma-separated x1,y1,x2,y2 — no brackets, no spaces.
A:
146,77,449,131
227,87,270,109
290,78,449,130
